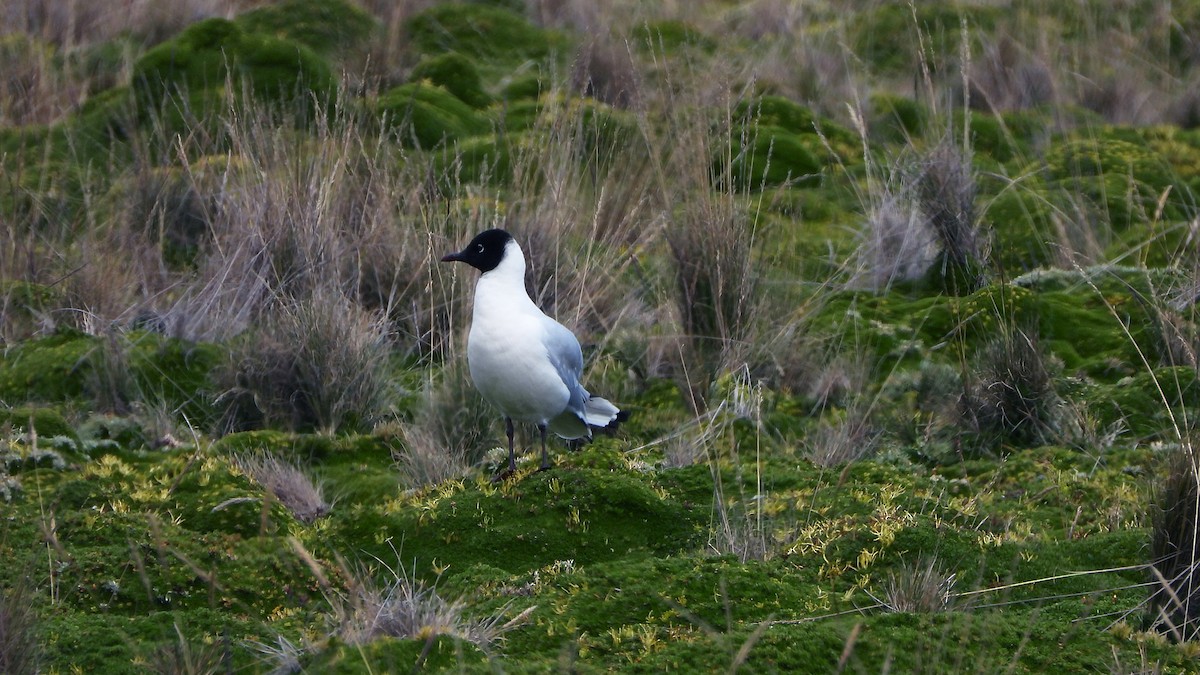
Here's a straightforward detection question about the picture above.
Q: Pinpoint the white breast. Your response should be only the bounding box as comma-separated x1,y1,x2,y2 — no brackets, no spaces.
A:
465,243,571,424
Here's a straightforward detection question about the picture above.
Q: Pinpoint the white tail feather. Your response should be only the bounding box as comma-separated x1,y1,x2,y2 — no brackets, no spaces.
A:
583,396,620,427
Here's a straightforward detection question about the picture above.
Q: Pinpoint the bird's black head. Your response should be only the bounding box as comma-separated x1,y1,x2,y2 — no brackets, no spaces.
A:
440,229,513,273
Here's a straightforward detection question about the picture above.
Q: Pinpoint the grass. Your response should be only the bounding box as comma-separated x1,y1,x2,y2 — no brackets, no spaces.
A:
1151,443,1200,641
0,581,40,674
233,452,329,523
3,0,1200,671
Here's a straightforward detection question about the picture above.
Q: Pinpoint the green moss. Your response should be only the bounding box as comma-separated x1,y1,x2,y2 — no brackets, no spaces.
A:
982,178,1058,272
501,73,545,101
404,4,566,64
408,52,492,108
377,82,489,148
722,96,859,190
0,330,96,402
575,98,640,156
442,132,519,185
40,574,299,672
1042,135,1186,230
631,20,717,53
208,429,338,461
309,636,487,672
441,97,637,185
0,405,76,440
1089,367,1200,438
235,0,379,56
870,94,927,143
327,458,704,582
960,110,1037,164
852,3,1001,73
496,98,542,131
501,95,637,155
132,18,336,112
725,125,822,189
127,333,222,426
736,95,818,133
1108,218,1196,267
0,330,220,426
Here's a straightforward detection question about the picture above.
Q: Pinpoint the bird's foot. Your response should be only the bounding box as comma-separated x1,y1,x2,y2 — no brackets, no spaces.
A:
491,467,517,483
537,462,553,472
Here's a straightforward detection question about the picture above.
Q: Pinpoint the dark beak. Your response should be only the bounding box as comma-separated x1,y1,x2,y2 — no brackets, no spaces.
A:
440,251,463,263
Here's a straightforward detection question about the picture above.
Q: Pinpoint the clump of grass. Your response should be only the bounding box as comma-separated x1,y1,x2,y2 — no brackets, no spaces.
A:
852,188,937,291
85,330,137,415
395,361,496,488
878,557,958,613
806,406,881,468
968,34,1057,113
702,371,774,563
0,583,40,675
245,635,304,675
140,622,225,675
961,325,1064,451
708,493,770,564
913,138,986,294
218,289,397,434
234,452,330,523
337,562,518,653
1149,445,1200,642
660,95,763,409
572,33,640,108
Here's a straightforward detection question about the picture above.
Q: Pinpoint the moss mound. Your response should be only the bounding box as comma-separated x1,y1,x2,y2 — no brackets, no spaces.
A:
726,125,823,188
1042,135,1185,230
377,82,489,148
404,4,566,64
0,331,220,425
327,458,704,579
0,405,76,441
235,0,379,56
132,17,336,111
631,20,717,53
723,96,859,189
408,52,492,108
852,3,1002,73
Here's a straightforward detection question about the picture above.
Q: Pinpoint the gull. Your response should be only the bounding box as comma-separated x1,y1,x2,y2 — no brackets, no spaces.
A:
441,229,624,477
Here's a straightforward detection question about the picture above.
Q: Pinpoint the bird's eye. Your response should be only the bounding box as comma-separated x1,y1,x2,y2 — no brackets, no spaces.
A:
476,244,485,253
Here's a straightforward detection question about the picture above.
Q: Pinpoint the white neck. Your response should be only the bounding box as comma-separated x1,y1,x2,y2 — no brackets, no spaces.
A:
482,240,528,290
473,240,536,312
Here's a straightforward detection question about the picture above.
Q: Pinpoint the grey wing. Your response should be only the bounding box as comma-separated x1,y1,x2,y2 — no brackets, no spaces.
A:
541,316,590,415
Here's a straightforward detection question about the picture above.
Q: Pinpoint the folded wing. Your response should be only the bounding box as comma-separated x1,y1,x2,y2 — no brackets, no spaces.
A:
542,316,623,439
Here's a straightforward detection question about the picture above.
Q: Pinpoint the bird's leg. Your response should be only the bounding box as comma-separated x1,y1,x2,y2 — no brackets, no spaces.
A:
537,422,549,470
505,417,517,474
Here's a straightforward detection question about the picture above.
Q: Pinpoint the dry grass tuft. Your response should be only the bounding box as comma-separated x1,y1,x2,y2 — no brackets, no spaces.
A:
961,325,1064,450
217,289,397,434
336,562,518,653
140,622,226,675
913,138,985,293
968,34,1057,113
0,583,40,675
853,188,937,292
806,406,881,468
879,557,959,613
572,33,640,109
1150,445,1200,642
659,96,762,408
234,452,330,523
395,361,496,488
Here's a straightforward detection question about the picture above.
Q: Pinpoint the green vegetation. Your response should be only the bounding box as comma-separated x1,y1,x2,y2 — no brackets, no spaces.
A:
4,0,1200,671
